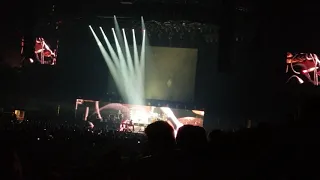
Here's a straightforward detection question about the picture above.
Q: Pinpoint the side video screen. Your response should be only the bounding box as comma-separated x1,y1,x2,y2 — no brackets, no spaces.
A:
286,52,320,85
21,22,60,65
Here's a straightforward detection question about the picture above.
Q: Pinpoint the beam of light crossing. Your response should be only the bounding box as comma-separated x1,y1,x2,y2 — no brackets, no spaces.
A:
89,25,127,102
113,16,125,52
90,16,146,106
140,29,146,98
122,28,135,81
111,28,133,103
132,29,143,99
141,16,151,102
122,28,143,104
132,29,140,77
100,27,121,70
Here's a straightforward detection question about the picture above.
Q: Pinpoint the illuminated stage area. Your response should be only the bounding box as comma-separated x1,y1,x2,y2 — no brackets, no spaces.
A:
82,16,204,132
21,15,215,129
76,99,204,132
286,52,320,85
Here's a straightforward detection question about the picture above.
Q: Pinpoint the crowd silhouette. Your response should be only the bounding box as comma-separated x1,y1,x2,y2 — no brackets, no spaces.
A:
0,111,319,180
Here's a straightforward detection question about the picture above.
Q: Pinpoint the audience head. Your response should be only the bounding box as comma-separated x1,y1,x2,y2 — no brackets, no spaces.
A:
145,121,175,154
176,125,207,152
0,147,23,180
208,129,223,143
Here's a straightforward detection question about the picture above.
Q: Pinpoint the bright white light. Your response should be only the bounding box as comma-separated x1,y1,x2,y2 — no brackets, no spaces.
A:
160,107,183,129
90,19,146,106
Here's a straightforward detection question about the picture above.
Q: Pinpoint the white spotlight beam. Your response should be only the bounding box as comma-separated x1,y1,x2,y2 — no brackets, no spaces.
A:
89,26,127,101
132,29,143,100
132,29,140,77
112,28,132,102
101,27,130,102
123,28,143,105
112,28,128,73
100,27,121,70
140,30,146,72
113,16,125,50
140,16,148,100
140,30,146,68
140,16,147,71
122,28,135,77
139,29,146,98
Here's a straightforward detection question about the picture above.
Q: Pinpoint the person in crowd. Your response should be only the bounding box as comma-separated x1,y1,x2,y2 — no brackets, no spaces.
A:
176,125,207,153
0,147,23,180
132,121,181,180
175,125,209,180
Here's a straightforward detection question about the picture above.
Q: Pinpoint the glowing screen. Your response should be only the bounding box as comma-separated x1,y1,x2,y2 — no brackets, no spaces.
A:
106,46,198,103
21,22,60,65
286,52,320,85
75,99,204,132
145,47,198,102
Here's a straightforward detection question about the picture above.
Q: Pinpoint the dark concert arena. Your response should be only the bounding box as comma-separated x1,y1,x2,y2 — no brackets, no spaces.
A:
2,0,319,180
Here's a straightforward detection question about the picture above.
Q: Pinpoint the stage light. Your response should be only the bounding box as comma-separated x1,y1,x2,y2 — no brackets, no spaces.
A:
90,15,146,105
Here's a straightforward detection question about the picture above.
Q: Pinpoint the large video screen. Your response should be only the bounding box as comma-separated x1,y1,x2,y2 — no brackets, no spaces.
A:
145,47,197,102
286,52,320,85
107,46,198,102
21,22,60,65
75,99,204,132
